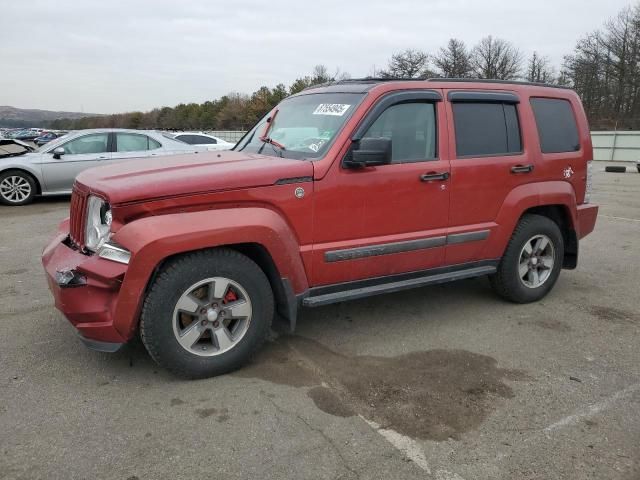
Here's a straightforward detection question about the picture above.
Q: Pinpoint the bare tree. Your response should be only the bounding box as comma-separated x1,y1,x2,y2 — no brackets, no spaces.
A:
470,36,523,80
311,64,332,84
526,52,555,83
381,49,432,78
563,4,640,129
433,39,473,78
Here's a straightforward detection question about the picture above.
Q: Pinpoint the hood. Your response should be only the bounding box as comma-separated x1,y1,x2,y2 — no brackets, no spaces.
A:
0,139,35,158
76,150,314,204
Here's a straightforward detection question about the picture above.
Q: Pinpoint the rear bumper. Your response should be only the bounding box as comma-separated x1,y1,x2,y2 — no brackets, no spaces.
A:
576,204,599,239
42,220,129,347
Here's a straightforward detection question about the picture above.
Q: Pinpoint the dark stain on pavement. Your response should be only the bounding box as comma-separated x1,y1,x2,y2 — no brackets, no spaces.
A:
589,305,638,324
195,407,217,418
533,318,572,332
236,336,526,441
3,268,28,276
170,398,185,406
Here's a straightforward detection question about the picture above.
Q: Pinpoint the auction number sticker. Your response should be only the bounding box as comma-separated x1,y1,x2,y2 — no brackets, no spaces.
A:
312,104,351,116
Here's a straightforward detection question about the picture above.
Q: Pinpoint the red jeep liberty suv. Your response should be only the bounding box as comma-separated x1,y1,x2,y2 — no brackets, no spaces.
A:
42,79,598,378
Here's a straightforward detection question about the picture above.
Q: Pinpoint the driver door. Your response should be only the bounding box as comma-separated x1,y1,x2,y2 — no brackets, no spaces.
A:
41,133,110,192
311,91,451,286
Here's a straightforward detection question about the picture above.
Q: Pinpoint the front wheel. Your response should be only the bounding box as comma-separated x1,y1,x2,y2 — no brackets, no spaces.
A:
490,214,564,303
140,249,274,378
0,170,37,206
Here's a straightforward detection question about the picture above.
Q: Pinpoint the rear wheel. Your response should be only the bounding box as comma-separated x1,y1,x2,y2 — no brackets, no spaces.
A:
0,170,36,206
490,214,564,303
140,249,274,378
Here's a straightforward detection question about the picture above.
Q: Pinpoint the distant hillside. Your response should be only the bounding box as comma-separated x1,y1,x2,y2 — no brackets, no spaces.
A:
0,106,100,127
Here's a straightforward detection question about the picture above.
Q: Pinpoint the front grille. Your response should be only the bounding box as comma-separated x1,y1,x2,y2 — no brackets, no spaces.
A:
69,188,87,249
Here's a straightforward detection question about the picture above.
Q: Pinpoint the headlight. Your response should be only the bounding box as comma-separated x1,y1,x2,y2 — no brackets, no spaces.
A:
85,195,111,252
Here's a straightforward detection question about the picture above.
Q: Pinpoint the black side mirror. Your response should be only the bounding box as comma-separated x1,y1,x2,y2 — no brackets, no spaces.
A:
344,137,392,169
52,147,65,159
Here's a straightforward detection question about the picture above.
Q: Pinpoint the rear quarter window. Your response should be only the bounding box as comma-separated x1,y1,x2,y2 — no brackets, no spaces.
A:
530,98,580,153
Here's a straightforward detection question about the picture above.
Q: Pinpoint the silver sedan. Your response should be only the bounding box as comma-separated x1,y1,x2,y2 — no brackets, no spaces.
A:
0,129,202,205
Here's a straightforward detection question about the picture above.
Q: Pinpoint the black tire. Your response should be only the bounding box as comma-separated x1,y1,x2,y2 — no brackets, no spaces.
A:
636,165,640,174
605,165,626,173
490,214,564,303
140,248,274,379
0,169,37,206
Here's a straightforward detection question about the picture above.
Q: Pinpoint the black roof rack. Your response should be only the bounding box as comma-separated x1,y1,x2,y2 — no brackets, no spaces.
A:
305,77,571,90
427,78,572,89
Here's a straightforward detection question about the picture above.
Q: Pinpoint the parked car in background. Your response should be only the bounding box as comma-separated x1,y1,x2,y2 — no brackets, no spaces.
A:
34,131,65,146
170,132,235,150
0,128,201,205
12,130,40,141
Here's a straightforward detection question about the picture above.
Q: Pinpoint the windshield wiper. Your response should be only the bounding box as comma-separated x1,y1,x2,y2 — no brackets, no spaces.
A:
258,109,286,156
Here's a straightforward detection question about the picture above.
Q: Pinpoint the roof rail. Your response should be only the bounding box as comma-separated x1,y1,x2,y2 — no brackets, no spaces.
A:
427,78,572,89
304,77,572,90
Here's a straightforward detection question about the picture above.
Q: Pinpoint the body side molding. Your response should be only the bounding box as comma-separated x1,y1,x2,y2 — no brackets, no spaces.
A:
324,229,491,263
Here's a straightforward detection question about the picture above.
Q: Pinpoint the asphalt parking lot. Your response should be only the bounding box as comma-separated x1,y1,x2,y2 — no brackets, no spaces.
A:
1,165,639,480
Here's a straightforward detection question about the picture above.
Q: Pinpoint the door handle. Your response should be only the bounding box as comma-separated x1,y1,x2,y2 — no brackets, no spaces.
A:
511,164,534,174
420,172,449,182
98,156,108,160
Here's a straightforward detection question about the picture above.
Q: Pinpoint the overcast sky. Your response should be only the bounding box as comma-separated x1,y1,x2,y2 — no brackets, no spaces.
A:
0,0,633,114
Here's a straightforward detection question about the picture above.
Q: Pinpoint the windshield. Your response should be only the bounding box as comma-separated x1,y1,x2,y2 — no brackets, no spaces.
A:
235,92,365,160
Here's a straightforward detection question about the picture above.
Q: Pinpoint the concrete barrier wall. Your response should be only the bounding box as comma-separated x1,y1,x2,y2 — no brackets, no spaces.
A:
592,131,640,162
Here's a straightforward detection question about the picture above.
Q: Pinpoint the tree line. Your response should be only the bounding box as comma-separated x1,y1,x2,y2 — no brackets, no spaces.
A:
51,3,640,132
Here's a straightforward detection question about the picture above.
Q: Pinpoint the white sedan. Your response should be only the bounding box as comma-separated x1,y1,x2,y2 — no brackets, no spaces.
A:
170,132,235,151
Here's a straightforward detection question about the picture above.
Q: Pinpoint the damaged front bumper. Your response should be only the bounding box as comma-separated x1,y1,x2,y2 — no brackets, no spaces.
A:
42,219,129,352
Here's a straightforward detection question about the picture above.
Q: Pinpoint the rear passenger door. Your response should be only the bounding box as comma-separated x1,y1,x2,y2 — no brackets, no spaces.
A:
444,90,533,265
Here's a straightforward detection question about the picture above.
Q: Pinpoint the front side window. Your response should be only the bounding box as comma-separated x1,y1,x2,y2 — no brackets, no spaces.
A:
235,92,365,160
60,133,108,155
116,133,160,152
530,98,580,153
361,102,437,163
453,102,522,157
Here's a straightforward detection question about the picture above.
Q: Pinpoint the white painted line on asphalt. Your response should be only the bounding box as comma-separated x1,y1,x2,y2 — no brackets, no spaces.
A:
600,214,640,223
359,415,467,480
544,383,640,433
359,415,432,473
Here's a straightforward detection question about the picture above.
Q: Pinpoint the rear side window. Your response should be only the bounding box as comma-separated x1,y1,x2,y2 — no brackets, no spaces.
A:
116,133,161,152
453,103,522,157
530,98,580,153
177,134,216,145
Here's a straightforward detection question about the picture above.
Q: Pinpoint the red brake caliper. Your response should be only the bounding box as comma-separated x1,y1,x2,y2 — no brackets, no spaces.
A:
223,289,238,304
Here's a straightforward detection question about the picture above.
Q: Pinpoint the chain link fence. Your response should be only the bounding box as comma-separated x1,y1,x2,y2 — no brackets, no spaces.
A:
205,131,247,143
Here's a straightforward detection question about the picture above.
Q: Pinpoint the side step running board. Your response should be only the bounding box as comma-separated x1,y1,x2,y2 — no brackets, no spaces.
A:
302,265,496,308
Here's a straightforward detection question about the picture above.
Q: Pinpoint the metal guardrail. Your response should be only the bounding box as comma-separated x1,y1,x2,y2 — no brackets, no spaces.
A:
592,131,640,163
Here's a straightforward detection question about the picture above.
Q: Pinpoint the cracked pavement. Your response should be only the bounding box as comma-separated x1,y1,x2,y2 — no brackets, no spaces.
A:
1,164,639,479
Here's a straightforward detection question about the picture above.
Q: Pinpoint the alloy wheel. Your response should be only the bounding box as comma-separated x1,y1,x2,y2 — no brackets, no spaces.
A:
172,277,252,356
518,234,555,288
0,175,31,203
